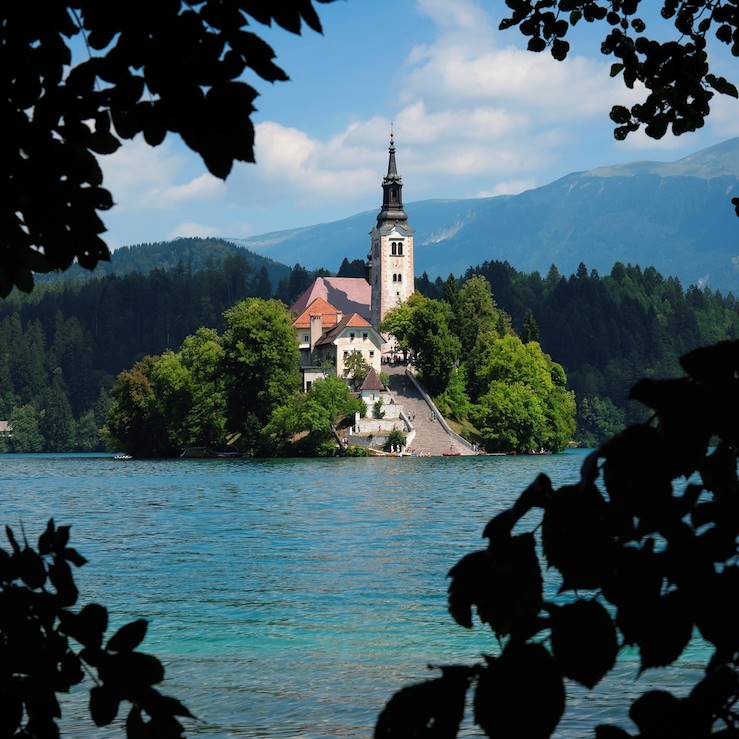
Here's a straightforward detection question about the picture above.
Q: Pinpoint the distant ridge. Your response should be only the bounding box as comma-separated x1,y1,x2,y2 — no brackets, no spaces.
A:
233,137,739,293
38,237,292,290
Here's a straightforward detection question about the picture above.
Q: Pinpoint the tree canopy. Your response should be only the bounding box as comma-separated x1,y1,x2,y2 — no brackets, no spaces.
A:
1,1,335,296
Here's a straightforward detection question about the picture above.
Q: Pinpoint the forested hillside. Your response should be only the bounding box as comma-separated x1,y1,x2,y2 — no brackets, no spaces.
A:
0,255,328,452
417,261,739,444
1,252,736,451
36,237,292,292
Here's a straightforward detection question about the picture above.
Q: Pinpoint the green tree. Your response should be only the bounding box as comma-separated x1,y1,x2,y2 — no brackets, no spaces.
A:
406,295,461,396
73,410,101,452
435,366,471,422
221,299,301,445
380,299,415,362
39,371,75,452
178,328,228,449
468,335,575,452
255,265,272,299
577,394,626,447
455,276,507,354
105,356,175,457
472,380,547,452
8,404,44,453
1,1,336,296
264,376,362,453
344,350,370,388
521,309,540,343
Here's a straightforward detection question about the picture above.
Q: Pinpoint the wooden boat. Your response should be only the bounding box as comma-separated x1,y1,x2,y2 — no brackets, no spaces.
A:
442,451,462,457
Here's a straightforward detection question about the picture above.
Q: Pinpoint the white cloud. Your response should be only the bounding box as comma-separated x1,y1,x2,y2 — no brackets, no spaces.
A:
709,95,739,137
226,0,644,210
154,173,227,205
101,138,228,212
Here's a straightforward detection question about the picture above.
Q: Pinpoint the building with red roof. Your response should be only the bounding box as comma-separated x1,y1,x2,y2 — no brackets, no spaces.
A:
290,134,415,390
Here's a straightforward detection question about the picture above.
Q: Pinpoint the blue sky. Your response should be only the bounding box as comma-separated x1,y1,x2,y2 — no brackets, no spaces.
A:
99,0,739,248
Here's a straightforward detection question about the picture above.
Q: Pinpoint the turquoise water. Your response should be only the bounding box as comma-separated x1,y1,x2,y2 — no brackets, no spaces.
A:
0,452,704,737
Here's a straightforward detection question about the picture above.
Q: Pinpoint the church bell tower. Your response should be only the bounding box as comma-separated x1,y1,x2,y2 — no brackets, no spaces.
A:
369,131,415,329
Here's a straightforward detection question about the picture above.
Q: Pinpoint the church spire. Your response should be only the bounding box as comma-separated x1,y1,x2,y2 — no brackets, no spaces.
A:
377,127,407,226
387,125,398,177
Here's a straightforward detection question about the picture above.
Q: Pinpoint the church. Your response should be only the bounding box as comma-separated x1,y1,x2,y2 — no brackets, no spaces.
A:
289,133,415,390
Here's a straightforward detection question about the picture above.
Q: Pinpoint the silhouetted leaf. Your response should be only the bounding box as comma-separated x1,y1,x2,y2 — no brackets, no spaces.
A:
38,519,56,555
90,686,120,726
680,341,739,383
474,643,565,739
448,534,542,637
62,548,88,568
542,483,613,590
628,691,691,737
107,619,148,653
694,567,739,652
626,592,693,671
6,525,20,554
374,668,471,738
550,599,618,688
19,547,47,589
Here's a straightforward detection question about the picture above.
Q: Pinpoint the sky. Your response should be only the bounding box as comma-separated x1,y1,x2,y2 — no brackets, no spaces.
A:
98,0,739,248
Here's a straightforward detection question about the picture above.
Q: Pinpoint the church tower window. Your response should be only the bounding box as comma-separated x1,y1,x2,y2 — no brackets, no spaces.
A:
397,273,402,283
391,242,397,255
392,274,397,282
397,242,403,256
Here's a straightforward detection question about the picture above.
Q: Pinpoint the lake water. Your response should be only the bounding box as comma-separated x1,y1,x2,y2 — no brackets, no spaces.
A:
0,451,705,737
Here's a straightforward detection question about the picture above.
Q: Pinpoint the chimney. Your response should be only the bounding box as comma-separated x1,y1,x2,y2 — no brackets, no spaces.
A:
335,310,343,323
310,314,323,350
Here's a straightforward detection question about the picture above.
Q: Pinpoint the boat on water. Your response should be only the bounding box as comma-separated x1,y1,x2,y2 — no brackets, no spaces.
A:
442,451,462,457
113,454,133,461
179,447,243,459
207,450,243,459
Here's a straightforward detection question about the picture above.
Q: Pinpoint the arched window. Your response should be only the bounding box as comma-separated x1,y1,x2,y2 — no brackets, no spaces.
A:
392,273,397,282
391,242,397,255
397,242,403,256
397,273,402,283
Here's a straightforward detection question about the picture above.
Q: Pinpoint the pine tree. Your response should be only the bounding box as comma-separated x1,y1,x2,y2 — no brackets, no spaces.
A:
522,309,540,343
39,371,74,452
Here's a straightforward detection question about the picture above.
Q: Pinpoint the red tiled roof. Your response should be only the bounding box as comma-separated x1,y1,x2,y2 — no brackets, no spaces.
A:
291,297,340,329
290,277,371,320
315,313,377,346
345,314,371,328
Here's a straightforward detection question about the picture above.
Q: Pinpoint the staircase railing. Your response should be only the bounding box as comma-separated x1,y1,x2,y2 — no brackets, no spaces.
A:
404,369,475,452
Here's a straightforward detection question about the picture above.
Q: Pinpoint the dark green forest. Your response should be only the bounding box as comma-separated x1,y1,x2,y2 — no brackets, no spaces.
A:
0,242,329,452
417,262,739,445
1,240,737,451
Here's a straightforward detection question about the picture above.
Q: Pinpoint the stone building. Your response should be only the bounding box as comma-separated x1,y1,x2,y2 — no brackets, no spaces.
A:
369,131,415,329
289,134,415,389
291,297,383,391
291,133,414,328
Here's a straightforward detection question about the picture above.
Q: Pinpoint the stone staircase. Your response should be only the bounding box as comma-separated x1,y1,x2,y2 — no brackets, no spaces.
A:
385,365,474,456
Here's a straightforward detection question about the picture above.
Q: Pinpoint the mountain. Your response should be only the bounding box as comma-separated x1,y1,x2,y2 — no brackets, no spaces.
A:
232,138,739,293
39,237,291,290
